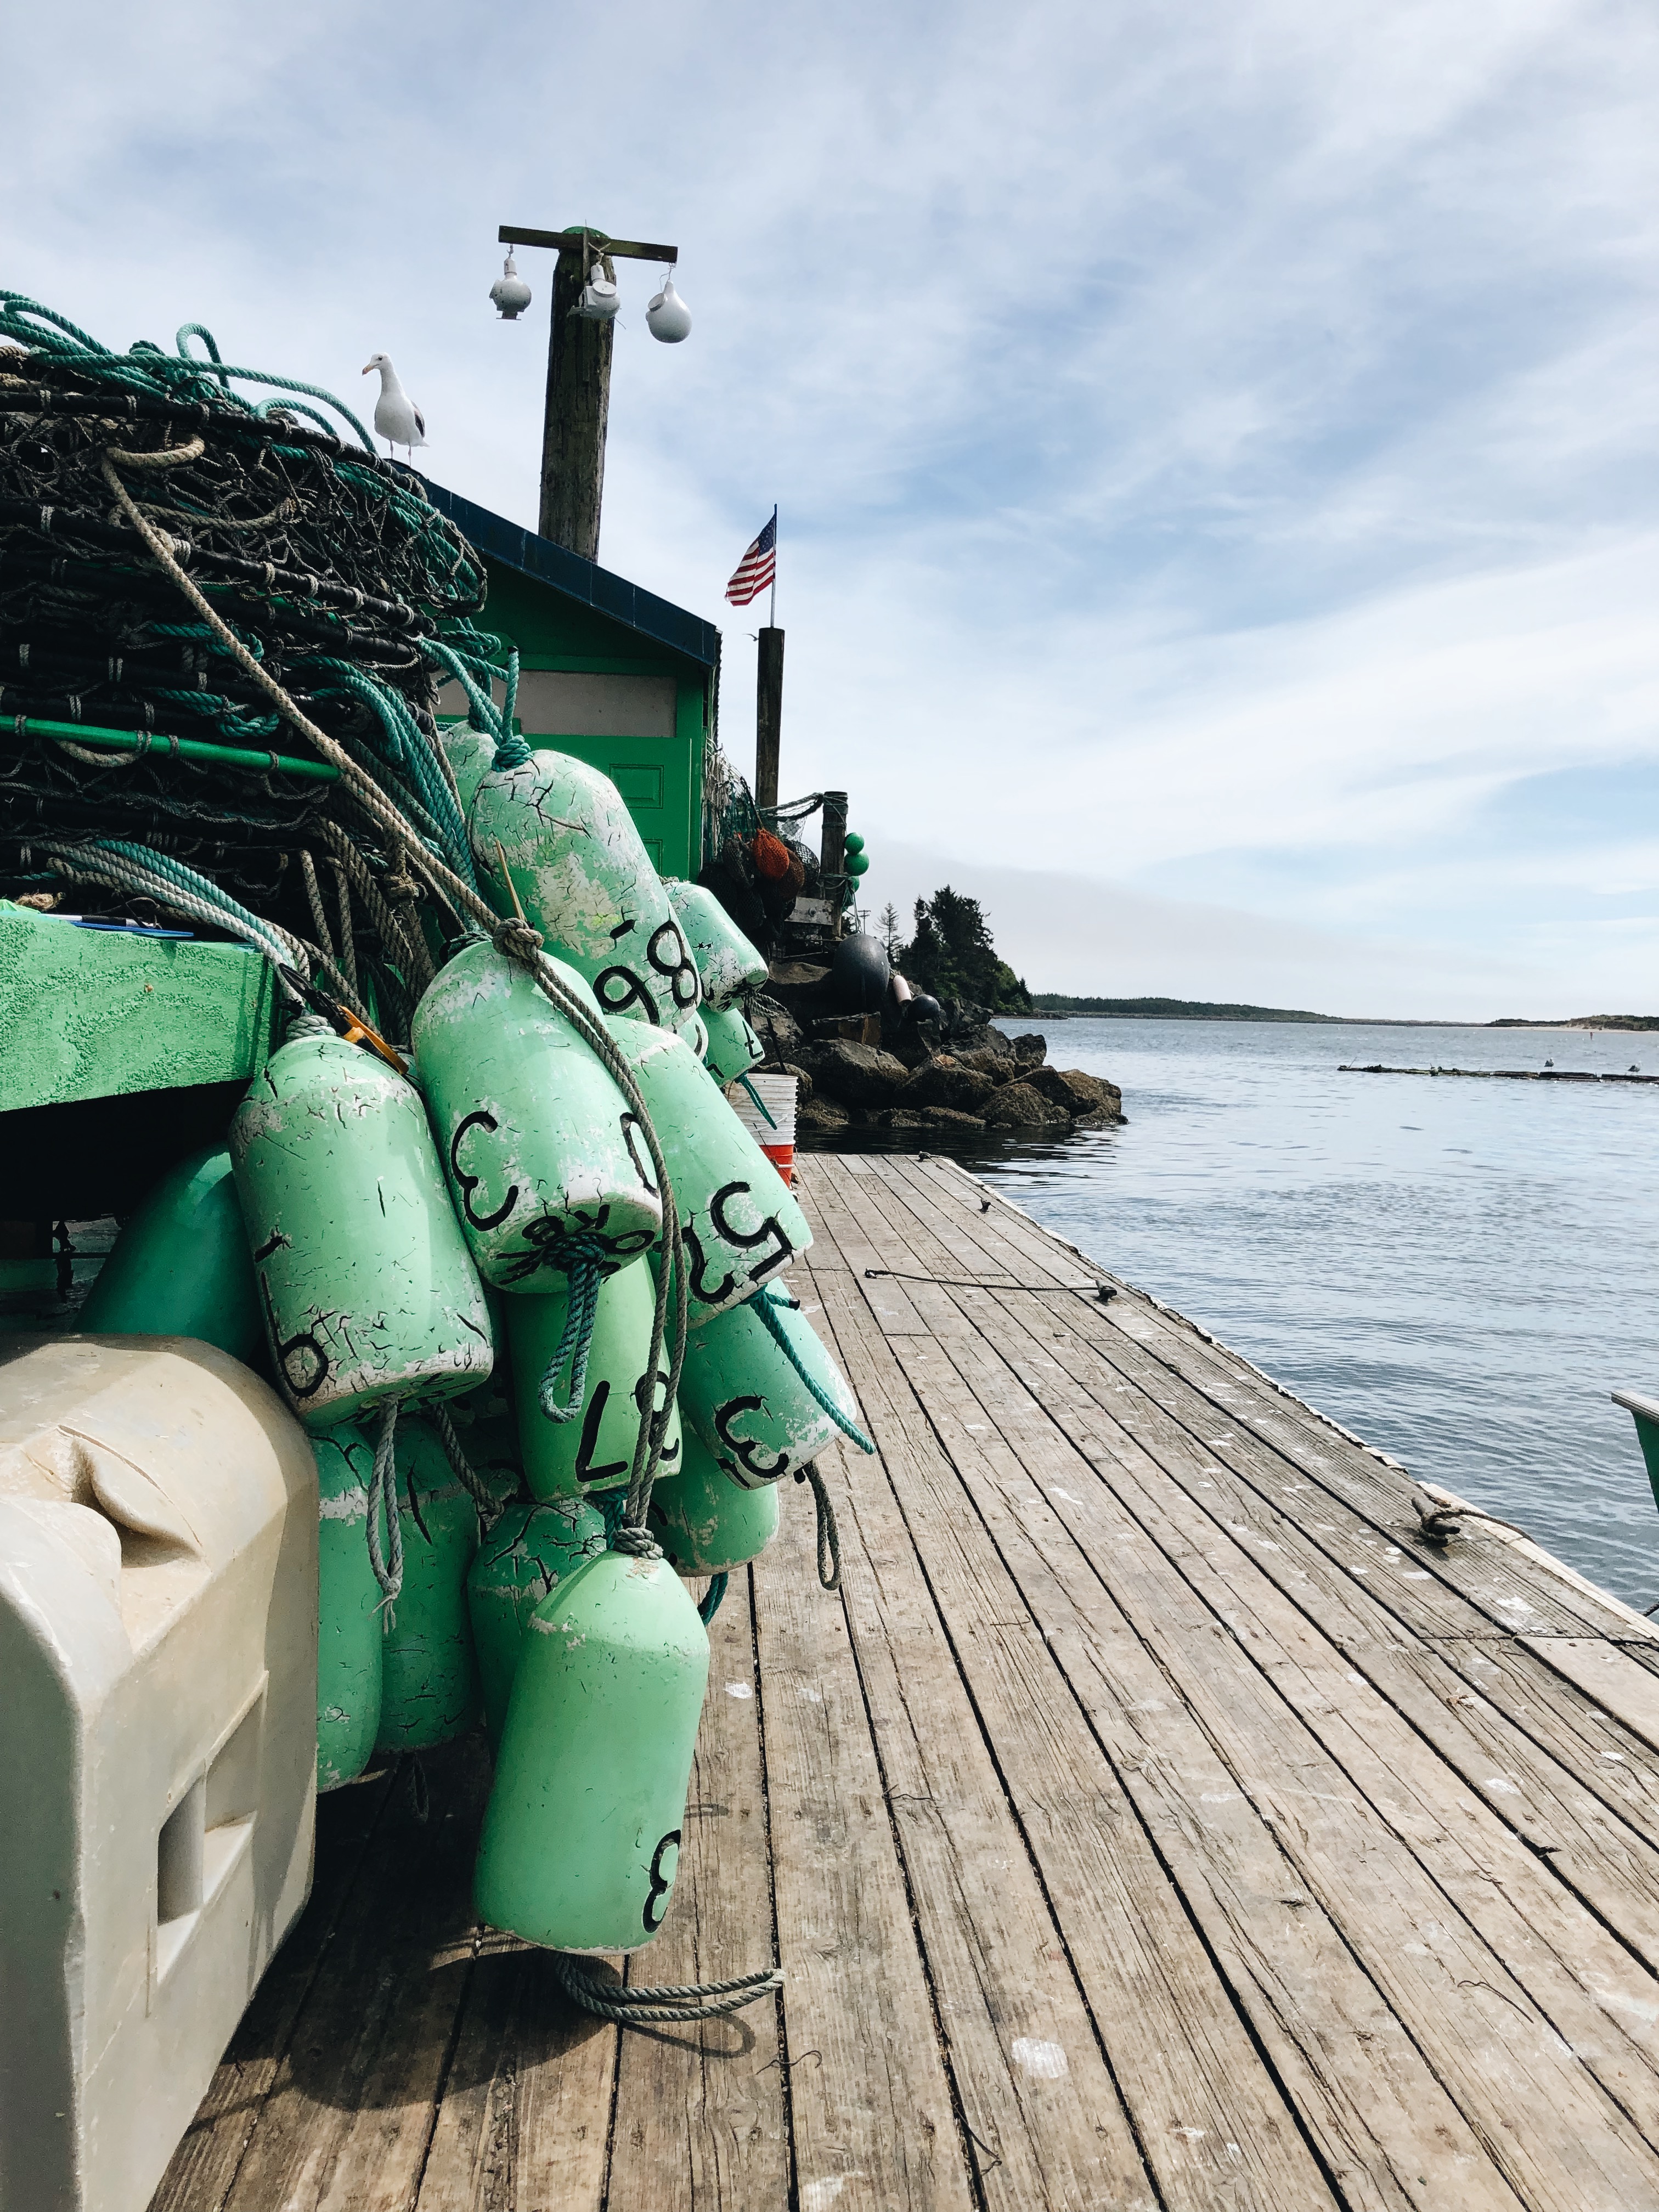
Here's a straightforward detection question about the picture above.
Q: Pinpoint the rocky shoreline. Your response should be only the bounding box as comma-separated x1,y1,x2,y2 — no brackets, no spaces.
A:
741,979,1125,1142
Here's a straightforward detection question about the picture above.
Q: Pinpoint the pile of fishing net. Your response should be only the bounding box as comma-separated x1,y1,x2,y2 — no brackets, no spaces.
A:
0,292,510,1042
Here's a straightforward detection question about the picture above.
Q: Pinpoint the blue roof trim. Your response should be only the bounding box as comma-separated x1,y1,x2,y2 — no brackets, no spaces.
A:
422,478,719,668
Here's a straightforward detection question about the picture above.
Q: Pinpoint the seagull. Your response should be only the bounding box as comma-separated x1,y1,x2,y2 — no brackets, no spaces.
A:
361,353,427,456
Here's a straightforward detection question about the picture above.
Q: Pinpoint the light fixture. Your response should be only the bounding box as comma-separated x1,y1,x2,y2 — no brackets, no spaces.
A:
489,252,532,321
646,275,692,343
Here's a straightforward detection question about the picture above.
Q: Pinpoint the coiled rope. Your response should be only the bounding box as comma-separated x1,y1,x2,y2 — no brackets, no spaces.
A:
551,1956,785,2025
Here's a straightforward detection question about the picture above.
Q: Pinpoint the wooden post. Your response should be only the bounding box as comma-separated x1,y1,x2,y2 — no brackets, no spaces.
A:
499,225,680,561
820,789,848,940
755,628,785,814
539,244,614,561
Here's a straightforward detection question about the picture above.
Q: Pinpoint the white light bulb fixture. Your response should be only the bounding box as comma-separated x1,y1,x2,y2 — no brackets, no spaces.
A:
488,252,532,321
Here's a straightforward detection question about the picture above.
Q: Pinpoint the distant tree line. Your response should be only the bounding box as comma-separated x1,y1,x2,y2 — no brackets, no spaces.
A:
880,889,1033,1014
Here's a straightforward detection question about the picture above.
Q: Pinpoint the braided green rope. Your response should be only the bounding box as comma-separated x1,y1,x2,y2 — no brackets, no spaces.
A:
537,1253,605,1424
752,1284,874,1454
698,1572,730,1625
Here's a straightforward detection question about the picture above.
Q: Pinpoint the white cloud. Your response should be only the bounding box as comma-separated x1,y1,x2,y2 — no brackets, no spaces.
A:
5,0,1656,1010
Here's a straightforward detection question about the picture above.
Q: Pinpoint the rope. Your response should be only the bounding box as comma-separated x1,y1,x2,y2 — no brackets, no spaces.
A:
864,1266,1118,1304
752,1284,874,1454
538,1254,604,1424
430,1402,500,1516
736,1072,777,1128
795,1463,842,1592
552,1956,784,2025
698,1572,729,1624
365,1398,405,1614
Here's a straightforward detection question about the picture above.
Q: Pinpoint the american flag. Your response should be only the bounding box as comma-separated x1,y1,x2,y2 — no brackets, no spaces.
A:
725,509,777,606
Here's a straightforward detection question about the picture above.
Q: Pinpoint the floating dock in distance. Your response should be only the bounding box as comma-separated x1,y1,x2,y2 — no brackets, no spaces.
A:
152,1155,1659,2212
1341,1061,1659,1083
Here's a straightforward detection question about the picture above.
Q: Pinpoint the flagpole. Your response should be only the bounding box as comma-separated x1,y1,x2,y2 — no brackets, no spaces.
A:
769,504,777,629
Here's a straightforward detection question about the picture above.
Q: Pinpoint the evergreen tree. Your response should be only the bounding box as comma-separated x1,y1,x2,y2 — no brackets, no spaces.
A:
895,886,1031,1013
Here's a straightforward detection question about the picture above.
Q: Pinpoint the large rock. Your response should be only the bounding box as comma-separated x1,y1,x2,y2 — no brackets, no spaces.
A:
1010,1032,1047,1066
798,1094,850,1136
900,1054,997,1113
797,1039,909,1107
923,1106,986,1134
983,1082,1071,1131
1022,1066,1123,1118
748,996,804,1061
953,1047,1020,1083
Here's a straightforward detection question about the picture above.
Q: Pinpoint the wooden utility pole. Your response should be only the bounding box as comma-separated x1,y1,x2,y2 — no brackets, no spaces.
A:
499,223,678,562
820,789,848,940
755,629,784,812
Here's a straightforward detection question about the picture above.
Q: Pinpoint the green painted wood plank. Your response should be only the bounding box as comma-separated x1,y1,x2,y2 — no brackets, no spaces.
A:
0,905,278,1114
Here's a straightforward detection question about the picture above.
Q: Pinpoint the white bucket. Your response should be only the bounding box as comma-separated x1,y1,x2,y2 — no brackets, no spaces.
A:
731,1073,798,1187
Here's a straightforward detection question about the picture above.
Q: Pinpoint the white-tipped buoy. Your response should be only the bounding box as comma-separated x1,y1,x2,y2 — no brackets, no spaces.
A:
646,276,692,343
490,252,532,321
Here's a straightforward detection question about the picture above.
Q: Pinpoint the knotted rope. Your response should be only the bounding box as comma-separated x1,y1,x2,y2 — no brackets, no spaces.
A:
537,1250,605,1424
365,1398,405,1616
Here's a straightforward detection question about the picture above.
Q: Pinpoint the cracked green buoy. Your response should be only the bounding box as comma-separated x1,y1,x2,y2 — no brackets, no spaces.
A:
649,1429,780,1575
376,1418,482,1753
470,749,703,1038
678,1281,860,1486
702,1001,765,1084
466,1498,606,1743
80,1144,259,1359
474,1547,710,1953
313,1424,383,1788
505,1262,682,1497
230,1019,494,1429
411,939,662,1286
663,880,767,1009
607,1018,812,1324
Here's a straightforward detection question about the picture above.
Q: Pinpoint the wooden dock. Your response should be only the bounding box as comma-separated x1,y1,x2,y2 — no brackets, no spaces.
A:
153,1152,1659,2212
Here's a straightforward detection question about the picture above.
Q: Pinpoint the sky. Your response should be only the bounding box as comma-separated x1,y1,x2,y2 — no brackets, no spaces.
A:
5,0,1657,1016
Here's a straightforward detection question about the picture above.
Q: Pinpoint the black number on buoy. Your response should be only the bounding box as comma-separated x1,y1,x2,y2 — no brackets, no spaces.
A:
709,1182,792,1288
261,1275,330,1401
715,1396,788,1483
450,1111,518,1232
682,1219,738,1309
574,1382,629,1487
643,1829,682,1931
646,921,701,1011
593,964,661,1024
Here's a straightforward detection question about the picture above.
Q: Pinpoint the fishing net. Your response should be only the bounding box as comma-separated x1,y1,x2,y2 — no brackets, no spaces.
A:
0,293,513,1040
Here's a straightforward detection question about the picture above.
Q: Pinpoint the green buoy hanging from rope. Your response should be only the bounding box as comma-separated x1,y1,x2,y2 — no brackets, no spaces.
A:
473,1547,710,1953
678,1280,868,1486
313,1424,384,1789
375,1417,483,1754
505,1262,682,1497
702,1001,766,1084
606,1017,812,1324
466,1498,607,1743
664,881,768,1009
411,939,662,1285
80,1144,259,1359
231,1019,494,1429
649,1430,780,1575
470,748,703,1038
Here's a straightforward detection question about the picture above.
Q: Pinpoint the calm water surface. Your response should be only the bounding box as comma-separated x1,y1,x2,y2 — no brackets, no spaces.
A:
962,1018,1659,1607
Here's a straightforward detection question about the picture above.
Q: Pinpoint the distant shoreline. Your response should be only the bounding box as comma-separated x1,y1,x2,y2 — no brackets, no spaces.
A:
1023,996,1659,1031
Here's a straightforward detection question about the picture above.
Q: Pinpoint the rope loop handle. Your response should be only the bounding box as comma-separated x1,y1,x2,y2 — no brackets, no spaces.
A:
365,1397,406,1619
753,1284,874,1454
538,1253,604,1424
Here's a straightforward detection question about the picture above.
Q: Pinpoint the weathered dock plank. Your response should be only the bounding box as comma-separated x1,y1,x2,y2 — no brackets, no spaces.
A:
151,1152,1659,2212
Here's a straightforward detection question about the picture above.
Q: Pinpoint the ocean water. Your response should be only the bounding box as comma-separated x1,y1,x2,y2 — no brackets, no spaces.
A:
943,1018,1659,1608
